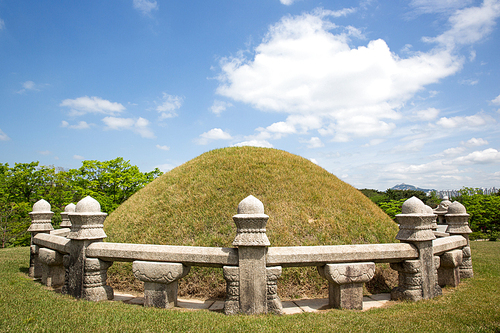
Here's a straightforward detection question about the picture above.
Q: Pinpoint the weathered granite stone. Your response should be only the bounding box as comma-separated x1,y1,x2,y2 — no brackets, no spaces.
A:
65,196,112,300
59,203,75,228
445,202,473,279
38,247,65,287
223,266,284,315
232,196,269,315
393,197,438,301
82,258,113,302
425,205,438,231
438,249,462,287
318,262,375,310
28,199,54,278
132,261,190,308
223,266,240,315
433,196,452,224
434,255,442,296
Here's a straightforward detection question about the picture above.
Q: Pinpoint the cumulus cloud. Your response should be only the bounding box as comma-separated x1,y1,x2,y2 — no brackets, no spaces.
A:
423,0,500,49
414,107,440,121
156,93,182,120
453,148,500,164
38,150,51,155
155,163,176,173
0,18,5,30
60,96,125,116
61,120,91,129
156,144,170,151
436,112,494,128
73,155,84,160
216,8,464,142
410,0,474,14
304,137,324,148
210,100,233,115
102,116,155,138
492,94,500,105
280,0,295,5
232,140,274,148
133,0,158,15
464,137,488,146
195,128,232,145
0,129,10,141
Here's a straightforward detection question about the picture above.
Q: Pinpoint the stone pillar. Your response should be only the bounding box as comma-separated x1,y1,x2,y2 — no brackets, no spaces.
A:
318,262,375,310
445,202,473,279
66,196,113,301
38,247,65,287
133,261,190,308
230,195,276,315
433,196,451,225
59,203,75,228
425,205,438,231
391,197,438,301
438,249,463,287
28,199,54,278
266,266,283,315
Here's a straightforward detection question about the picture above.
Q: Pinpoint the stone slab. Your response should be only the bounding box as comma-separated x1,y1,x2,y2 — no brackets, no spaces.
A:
366,293,391,301
113,293,136,302
208,300,225,311
177,298,215,310
294,298,329,312
126,297,145,305
282,301,303,315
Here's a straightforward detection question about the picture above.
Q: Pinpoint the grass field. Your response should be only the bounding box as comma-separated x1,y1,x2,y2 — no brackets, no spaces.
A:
1,242,499,333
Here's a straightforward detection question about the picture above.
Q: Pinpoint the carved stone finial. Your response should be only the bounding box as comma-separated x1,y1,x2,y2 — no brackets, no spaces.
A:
396,197,435,242
28,199,54,232
67,196,107,240
60,203,76,228
232,195,270,247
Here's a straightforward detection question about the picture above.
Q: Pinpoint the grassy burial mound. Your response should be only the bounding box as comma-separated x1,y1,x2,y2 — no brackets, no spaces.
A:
104,147,398,298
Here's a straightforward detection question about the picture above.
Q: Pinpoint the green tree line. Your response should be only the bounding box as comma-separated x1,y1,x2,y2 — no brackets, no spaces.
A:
0,158,162,248
360,188,500,240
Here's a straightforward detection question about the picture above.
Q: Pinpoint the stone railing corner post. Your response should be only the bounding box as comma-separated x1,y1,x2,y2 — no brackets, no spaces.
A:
224,195,282,315
391,197,440,301
66,196,113,301
445,201,473,279
59,203,76,229
28,199,54,278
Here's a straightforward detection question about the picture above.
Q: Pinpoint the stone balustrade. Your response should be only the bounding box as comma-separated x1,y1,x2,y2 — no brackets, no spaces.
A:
28,195,474,315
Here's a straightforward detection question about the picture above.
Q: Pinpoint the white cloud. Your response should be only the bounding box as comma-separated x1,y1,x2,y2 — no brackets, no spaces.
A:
423,0,500,49
38,150,51,155
309,158,319,165
210,100,233,115
156,144,170,151
304,137,324,148
414,107,440,121
61,120,91,129
492,94,500,105
280,0,295,5
232,140,274,148
102,116,155,138
60,96,125,116
464,137,488,146
216,8,462,142
459,78,479,85
156,93,182,120
133,0,158,15
0,129,10,141
436,112,494,128
73,155,84,160
17,80,44,94
0,18,5,30
155,163,176,173
195,128,232,145
410,0,474,14
453,148,500,164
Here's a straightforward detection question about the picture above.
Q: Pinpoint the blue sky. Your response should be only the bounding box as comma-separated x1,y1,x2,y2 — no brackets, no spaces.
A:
1,0,499,191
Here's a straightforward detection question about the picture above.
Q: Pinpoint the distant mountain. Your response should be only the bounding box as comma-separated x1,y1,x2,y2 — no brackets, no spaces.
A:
391,183,436,194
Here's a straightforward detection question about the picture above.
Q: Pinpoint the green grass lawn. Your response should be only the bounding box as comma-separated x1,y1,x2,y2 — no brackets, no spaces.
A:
1,242,499,333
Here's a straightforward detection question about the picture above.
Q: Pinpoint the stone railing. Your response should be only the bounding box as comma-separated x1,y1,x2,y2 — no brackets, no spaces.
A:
27,195,473,315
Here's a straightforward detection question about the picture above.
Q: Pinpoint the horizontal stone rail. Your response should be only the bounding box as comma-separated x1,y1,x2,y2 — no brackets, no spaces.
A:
33,233,71,254
432,235,467,255
266,243,418,267
86,242,238,268
50,228,70,237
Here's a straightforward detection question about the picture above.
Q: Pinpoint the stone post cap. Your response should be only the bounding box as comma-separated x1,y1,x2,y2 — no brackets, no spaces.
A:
445,202,471,234
28,199,54,232
67,196,107,240
434,197,452,213
60,203,76,228
318,262,375,284
396,197,436,242
232,195,270,247
132,261,190,283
